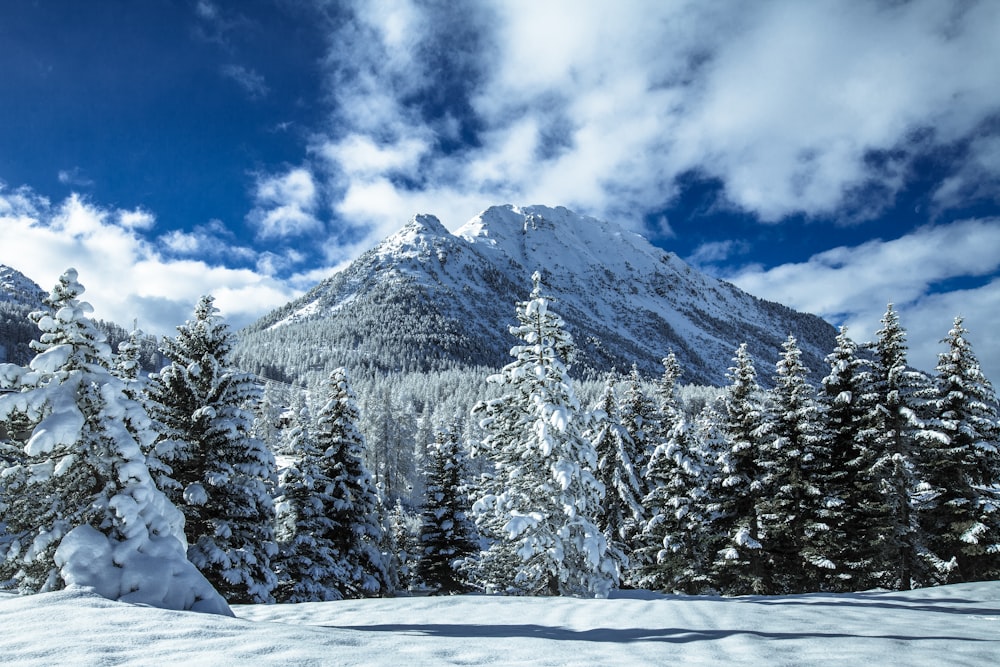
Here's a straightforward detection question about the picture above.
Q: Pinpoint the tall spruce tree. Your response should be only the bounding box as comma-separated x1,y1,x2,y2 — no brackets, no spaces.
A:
710,343,768,595
0,270,229,614
272,396,349,602
818,327,884,590
919,317,1000,582
757,335,834,593
587,374,644,581
620,364,660,494
472,272,617,597
637,409,712,593
868,304,931,590
145,295,277,603
636,352,710,593
416,421,478,594
312,367,390,598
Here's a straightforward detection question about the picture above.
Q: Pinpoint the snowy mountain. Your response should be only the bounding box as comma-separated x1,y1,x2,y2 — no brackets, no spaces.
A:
0,264,46,364
237,205,837,385
0,264,44,308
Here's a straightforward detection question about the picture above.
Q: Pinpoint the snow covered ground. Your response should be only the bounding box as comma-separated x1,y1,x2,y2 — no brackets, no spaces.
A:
2,582,999,665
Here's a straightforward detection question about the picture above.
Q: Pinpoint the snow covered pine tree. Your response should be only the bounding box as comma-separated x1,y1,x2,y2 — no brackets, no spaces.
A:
709,344,768,595
310,368,390,598
272,394,346,602
472,272,617,597
0,269,230,614
587,372,644,584
416,421,478,594
145,295,277,603
919,317,1000,582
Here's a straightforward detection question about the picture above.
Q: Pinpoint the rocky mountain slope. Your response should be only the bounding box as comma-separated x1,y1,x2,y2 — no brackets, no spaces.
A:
236,205,837,386
0,264,45,364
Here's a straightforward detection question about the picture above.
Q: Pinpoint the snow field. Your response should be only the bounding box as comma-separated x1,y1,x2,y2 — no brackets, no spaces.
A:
2,582,998,666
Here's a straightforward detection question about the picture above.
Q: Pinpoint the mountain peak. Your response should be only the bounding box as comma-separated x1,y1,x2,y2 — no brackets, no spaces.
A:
374,213,452,261
406,213,448,236
241,204,837,385
0,264,45,308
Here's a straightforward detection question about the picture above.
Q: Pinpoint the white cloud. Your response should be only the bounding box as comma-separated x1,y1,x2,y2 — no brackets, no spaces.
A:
326,134,429,178
118,208,156,231
0,188,301,337
57,168,94,188
306,0,1000,237
687,240,750,268
247,168,323,240
727,218,1000,384
220,64,269,99
158,220,256,264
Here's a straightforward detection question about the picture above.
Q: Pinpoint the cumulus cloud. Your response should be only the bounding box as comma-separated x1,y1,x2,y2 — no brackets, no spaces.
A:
118,208,156,231
158,219,256,264
304,0,1000,236
0,187,300,336
247,168,323,240
727,218,1000,383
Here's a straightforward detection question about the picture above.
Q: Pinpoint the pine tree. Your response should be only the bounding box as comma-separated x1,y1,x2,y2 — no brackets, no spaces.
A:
757,335,834,593
312,367,390,598
471,272,617,597
272,396,347,602
919,317,1000,582
818,327,884,590
587,374,644,581
416,422,478,594
619,363,660,494
145,295,277,603
868,304,931,590
637,409,712,593
386,499,421,592
0,270,229,614
709,343,768,595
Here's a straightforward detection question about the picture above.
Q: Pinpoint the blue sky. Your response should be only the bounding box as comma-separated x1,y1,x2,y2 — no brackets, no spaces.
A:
1,0,999,384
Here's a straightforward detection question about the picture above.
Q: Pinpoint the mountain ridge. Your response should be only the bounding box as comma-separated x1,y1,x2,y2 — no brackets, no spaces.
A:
237,205,838,386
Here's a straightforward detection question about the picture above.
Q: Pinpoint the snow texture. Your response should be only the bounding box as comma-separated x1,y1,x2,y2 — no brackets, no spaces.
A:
0,582,998,665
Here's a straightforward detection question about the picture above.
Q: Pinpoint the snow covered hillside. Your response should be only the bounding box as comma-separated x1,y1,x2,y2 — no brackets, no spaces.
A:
0,264,44,308
2,582,998,666
237,205,837,386
0,264,45,364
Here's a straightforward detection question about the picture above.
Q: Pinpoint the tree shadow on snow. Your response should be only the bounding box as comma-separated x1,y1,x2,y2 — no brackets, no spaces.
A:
323,623,989,644
741,594,999,617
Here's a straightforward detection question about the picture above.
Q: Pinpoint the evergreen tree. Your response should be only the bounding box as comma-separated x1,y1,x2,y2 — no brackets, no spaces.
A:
0,270,229,614
868,304,931,590
472,272,617,597
312,367,390,598
619,363,660,493
112,328,144,385
709,343,768,595
272,397,347,602
636,409,712,593
386,499,421,592
145,295,278,603
587,374,644,581
818,327,884,590
757,335,834,593
919,317,1000,582
416,422,478,594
